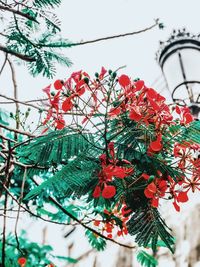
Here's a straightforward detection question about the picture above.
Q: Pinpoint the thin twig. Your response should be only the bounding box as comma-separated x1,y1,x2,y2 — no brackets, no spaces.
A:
0,53,7,76
71,20,159,46
0,123,35,137
8,57,20,139
14,168,27,252
2,141,12,267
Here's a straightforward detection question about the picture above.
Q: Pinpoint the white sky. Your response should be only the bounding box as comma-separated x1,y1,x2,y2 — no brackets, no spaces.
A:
2,0,200,105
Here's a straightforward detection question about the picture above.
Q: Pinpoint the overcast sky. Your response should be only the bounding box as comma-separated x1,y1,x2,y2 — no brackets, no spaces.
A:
2,0,200,106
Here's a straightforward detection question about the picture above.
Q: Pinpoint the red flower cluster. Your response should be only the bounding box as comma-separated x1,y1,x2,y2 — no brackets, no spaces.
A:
110,75,173,129
42,67,108,130
144,174,167,208
93,142,133,199
93,205,131,238
41,68,199,215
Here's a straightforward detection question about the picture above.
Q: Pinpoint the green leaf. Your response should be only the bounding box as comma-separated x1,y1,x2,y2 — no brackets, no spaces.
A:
137,250,158,267
85,229,107,251
127,207,175,253
24,153,100,200
18,128,95,167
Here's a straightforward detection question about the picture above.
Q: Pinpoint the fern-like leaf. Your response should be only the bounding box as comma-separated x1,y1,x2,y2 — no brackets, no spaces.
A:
18,129,94,167
85,229,107,251
137,250,158,267
127,207,175,253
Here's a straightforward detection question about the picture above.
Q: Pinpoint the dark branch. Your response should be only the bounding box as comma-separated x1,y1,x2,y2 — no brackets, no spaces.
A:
0,4,38,22
0,45,35,62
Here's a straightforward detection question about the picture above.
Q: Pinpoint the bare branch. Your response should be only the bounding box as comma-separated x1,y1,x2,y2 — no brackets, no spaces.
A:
0,4,38,22
0,53,7,76
72,20,159,46
0,44,35,62
0,123,35,137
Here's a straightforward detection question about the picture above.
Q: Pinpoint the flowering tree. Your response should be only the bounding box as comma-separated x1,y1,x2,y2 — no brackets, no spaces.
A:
1,66,200,266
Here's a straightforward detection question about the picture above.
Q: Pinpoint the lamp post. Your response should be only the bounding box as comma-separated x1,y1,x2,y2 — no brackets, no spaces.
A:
156,28,200,119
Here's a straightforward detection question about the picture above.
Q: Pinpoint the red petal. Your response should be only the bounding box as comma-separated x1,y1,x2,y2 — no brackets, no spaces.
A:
141,173,150,180
184,113,193,124
99,67,107,79
147,88,158,99
94,220,101,226
112,166,126,179
93,186,101,198
148,98,160,111
134,80,144,91
18,257,27,265
151,197,159,208
54,80,63,90
55,119,65,130
108,107,121,116
118,75,131,88
158,180,167,191
147,182,157,193
173,201,180,212
175,105,181,115
144,188,154,198
149,140,162,152
62,99,73,112
43,84,51,95
177,191,189,203
129,109,142,121
102,185,116,199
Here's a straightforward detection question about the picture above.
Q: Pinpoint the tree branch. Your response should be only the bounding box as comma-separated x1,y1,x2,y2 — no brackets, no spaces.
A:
0,44,35,62
0,53,7,76
0,4,38,22
0,123,35,137
71,20,159,46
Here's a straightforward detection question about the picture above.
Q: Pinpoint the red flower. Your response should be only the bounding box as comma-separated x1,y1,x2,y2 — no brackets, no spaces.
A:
176,106,194,125
144,179,167,208
129,108,142,121
99,67,107,80
118,75,131,88
55,118,65,130
134,80,144,91
102,185,116,199
54,79,63,90
149,134,163,153
177,191,189,202
108,106,121,117
62,98,73,112
93,185,101,198
18,257,27,266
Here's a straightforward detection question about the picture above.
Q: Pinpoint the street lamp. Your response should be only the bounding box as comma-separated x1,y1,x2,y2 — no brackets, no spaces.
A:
156,28,200,119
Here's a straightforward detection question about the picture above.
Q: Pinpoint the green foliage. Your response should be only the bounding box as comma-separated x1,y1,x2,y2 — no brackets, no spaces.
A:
85,230,107,251
18,128,94,167
127,207,175,253
137,250,158,267
0,0,73,78
24,153,99,200
32,0,62,8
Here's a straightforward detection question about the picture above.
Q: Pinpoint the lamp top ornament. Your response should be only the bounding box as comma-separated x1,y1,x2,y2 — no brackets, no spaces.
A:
156,28,200,68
